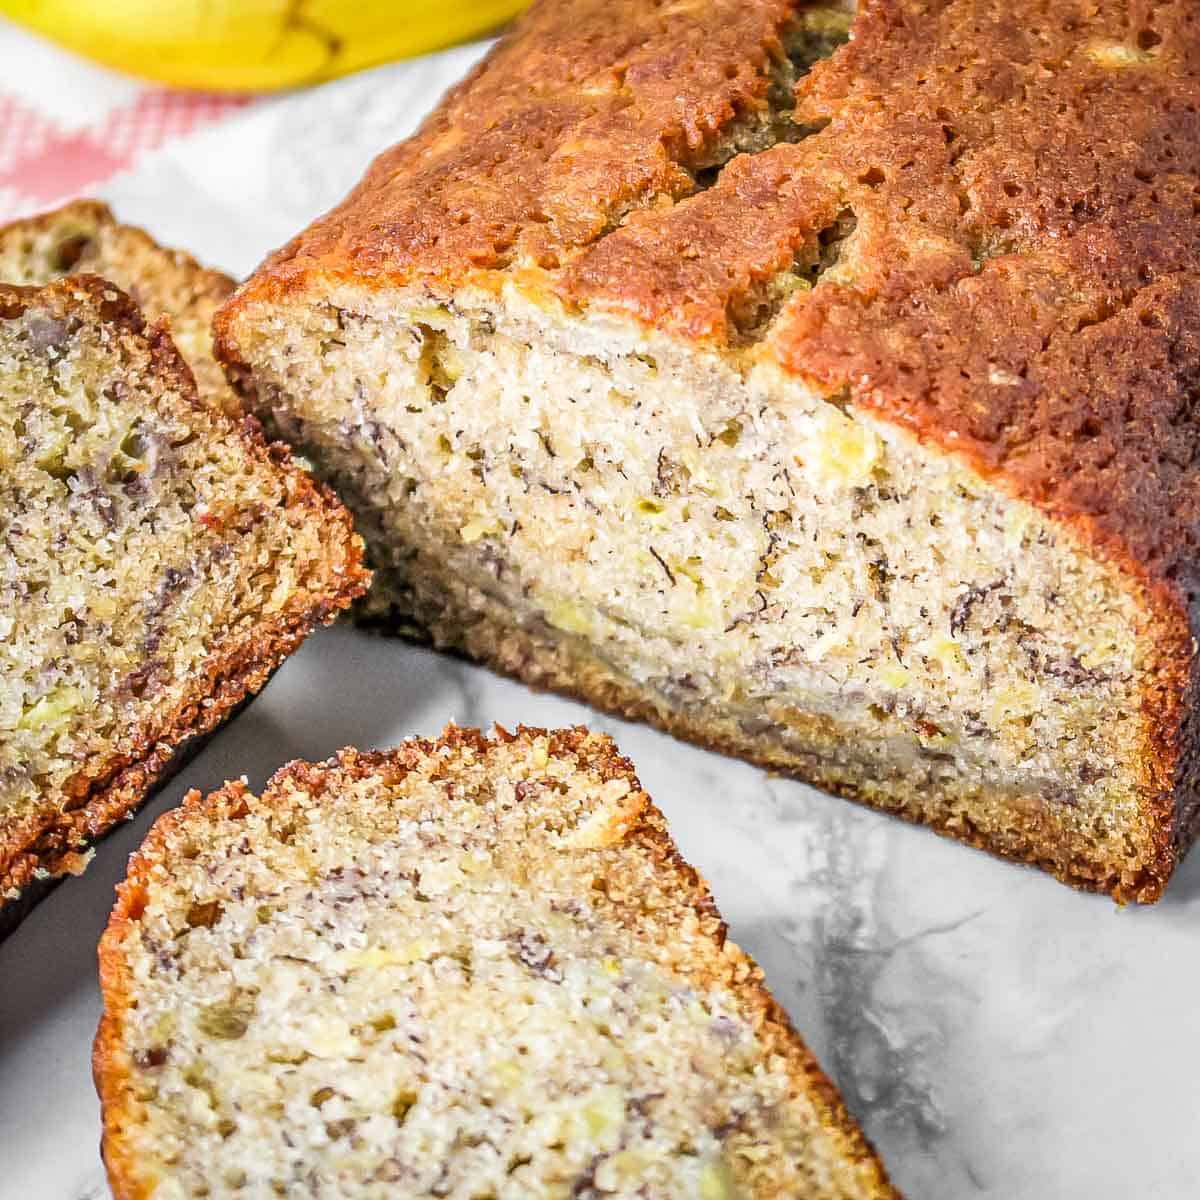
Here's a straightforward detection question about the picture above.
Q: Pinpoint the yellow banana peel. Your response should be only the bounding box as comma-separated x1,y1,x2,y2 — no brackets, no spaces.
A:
0,0,529,92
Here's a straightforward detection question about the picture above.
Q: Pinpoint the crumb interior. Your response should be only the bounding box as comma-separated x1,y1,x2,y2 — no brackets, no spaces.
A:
237,284,1154,893
114,733,877,1199
0,288,340,891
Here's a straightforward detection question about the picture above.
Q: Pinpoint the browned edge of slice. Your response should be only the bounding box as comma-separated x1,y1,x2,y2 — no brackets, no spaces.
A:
0,197,236,307
0,683,266,943
0,198,241,414
94,725,900,1200
0,275,371,923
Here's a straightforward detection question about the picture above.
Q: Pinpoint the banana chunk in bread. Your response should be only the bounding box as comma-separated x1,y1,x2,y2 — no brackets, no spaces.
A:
0,276,368,930
216,0,1200,901
95,727,897,1200
0,199,239,414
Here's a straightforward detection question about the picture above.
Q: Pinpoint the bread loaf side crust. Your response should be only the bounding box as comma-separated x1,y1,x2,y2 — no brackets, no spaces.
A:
359,604,1170,902
0,277,370,927
215,0,1200,894
95,727,900,1199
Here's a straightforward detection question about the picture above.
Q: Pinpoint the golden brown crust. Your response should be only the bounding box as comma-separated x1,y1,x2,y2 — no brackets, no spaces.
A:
214,0,799,303
96,727,899,1199
217,0,1200,891
0,276,370,927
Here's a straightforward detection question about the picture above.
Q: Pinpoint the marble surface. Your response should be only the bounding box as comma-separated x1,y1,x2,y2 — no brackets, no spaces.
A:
3,38,1200,1200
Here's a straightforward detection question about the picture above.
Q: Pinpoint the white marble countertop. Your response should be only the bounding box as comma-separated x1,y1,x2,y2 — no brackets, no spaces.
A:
2,34,1200,1200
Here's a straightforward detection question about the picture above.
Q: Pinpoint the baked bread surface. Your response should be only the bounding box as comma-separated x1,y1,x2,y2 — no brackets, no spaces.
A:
95,726,898,1199
215,0,1200,900
0,275,368,928
0,199,239,414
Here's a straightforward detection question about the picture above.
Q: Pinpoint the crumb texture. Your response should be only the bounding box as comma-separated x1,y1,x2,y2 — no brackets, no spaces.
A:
0,277,366,912
97,729,896,1200
220,288,1162,898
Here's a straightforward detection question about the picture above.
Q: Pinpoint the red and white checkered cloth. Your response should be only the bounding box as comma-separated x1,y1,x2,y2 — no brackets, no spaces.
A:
0,18,490,278
0,19,256,222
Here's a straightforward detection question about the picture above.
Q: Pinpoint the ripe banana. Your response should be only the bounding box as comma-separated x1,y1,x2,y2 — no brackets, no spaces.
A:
0,0,529,92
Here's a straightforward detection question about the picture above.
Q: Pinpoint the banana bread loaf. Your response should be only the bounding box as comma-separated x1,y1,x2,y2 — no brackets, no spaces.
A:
95,726,897,1199
215,0,1200,901
0,275,368,932
0,199,239,414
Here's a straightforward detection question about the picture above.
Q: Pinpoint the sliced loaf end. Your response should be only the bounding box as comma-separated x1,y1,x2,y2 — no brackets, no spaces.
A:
0,199,239,415
216,274,1183,903
211,0,1197,902
0,276,369,922
96,726,897,1200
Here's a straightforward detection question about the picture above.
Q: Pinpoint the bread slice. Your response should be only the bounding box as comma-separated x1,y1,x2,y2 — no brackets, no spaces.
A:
0,275,368,931
95,726,897,1200
0,199,239,415
214,0,1200,902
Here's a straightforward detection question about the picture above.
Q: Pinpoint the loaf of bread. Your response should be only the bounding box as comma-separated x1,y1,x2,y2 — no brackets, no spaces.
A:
215,0,1200,901
0,199,239,414
95,726,897,1199
0,274,368,932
